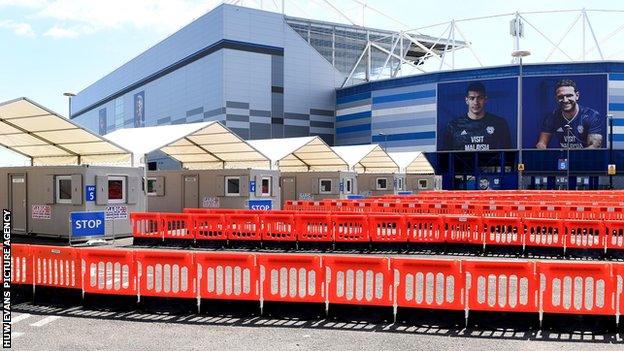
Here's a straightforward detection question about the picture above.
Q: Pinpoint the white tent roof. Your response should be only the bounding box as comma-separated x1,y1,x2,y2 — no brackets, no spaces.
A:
389,151,435,174
104,122,270,169
0,97,132,166
332,144,399,173
247,136,348,172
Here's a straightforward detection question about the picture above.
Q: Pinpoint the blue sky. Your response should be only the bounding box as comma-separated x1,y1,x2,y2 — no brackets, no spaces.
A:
1,0,623,165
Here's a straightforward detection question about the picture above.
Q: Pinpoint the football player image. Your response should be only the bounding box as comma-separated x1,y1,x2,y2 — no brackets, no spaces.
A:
535,79,603,149
442,82,512,151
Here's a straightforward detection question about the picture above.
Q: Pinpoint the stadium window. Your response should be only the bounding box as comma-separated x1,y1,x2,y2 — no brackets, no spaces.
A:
345,178,353,194
108,176,126,203
56,176,72,204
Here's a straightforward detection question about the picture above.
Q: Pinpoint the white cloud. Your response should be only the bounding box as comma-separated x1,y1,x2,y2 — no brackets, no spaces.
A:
0,20,35,37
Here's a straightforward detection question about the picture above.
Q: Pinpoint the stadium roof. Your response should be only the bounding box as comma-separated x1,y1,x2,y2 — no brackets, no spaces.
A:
248,136,349,172
285,15,468,78
104,122,270,169
0,97,132,166
332,144,399,173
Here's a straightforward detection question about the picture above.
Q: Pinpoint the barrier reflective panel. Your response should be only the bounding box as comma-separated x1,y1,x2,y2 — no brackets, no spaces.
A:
346,201,372,213
605,220,624,251
295,214,333,242
464,261,538,313
31,245,81,290
81,248,136,296
11,244,32,285
392,258,463,310
368,214,406,242
193,214,226,241
532,205,564,219
565,206,596,220
564,219,605,251
136,250,195,299
482,217,523,248
227,214,260,241
479,204,511,218
325,256,392,306
539,262,615,315
445,215,483,245
261,214,296,242
405,215,445,243
195,252,258,301
258,254,324,303
507,204,535,219
131,212,161,240
523,218,564,249
333,214,370,243
374,202,400,213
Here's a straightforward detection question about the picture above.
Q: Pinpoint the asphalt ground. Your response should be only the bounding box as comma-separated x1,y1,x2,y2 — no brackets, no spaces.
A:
8,301,624,351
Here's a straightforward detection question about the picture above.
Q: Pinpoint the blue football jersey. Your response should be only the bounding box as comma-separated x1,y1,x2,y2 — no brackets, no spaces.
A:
540,106,603,148
442,113,512,151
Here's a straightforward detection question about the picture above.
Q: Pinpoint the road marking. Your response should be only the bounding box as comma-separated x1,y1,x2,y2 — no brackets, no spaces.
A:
11,314,32,324
30,316,61,327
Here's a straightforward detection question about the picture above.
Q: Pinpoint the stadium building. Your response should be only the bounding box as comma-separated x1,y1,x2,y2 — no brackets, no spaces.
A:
71,4,624,190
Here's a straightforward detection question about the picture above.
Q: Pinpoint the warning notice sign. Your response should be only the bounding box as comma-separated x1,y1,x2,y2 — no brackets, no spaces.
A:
31,205,51,219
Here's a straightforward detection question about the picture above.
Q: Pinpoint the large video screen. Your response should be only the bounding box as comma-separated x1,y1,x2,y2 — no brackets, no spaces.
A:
521,74,607,149
437,78,518,151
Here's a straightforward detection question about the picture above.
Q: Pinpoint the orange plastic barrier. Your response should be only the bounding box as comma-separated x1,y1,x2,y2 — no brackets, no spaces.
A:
374,201,400,213
596,206,624,220
539,262,615,315
130,212,161,240
261,214,296,242
401,202,426,214
258,254,324,303
325,255,392,306
136,250,195,299
482,217,523,248
564,219,605,251
506,204,536,218
523,218,565,249
614,264,624,319
346,201,373,213
160,213,193,241
31,245,81,290
226,214,260,241
368,214,406,242
182,208,210,214
392,258,464,310
532,205,565,219
464,261,538,313
564,205,596,220
295,214,333,242
333,214,370,243
11,244,32,285
195,252,258,301
605,220,624,251
193,214,226,241
81,248,136,296
405,215,445,243
445,215,483,245
479,204,510,217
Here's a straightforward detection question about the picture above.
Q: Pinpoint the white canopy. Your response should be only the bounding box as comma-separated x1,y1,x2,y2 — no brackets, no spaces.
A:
389,151,435,174
248,136,348,172
104,122,270,169
0,97,132,166
332,144,399,173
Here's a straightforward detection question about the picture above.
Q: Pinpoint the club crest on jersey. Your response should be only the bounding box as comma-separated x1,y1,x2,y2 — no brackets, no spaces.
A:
460,130,467,136
486,126,494,134
577,125,584,134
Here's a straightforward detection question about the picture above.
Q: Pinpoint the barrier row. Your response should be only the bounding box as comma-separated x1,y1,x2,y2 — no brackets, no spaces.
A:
132,212,624,252
8,244,624,321
394,190,624,202
283,200,624,219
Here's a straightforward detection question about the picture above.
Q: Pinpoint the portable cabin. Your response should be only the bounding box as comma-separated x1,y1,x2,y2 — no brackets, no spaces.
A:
247,136,355,207
104,122,277,212
332,144,402,197
0,98,141,239
388,151,441,193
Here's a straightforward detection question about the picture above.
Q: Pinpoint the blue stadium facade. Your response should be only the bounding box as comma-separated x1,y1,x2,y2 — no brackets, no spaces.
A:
336,62,624,190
